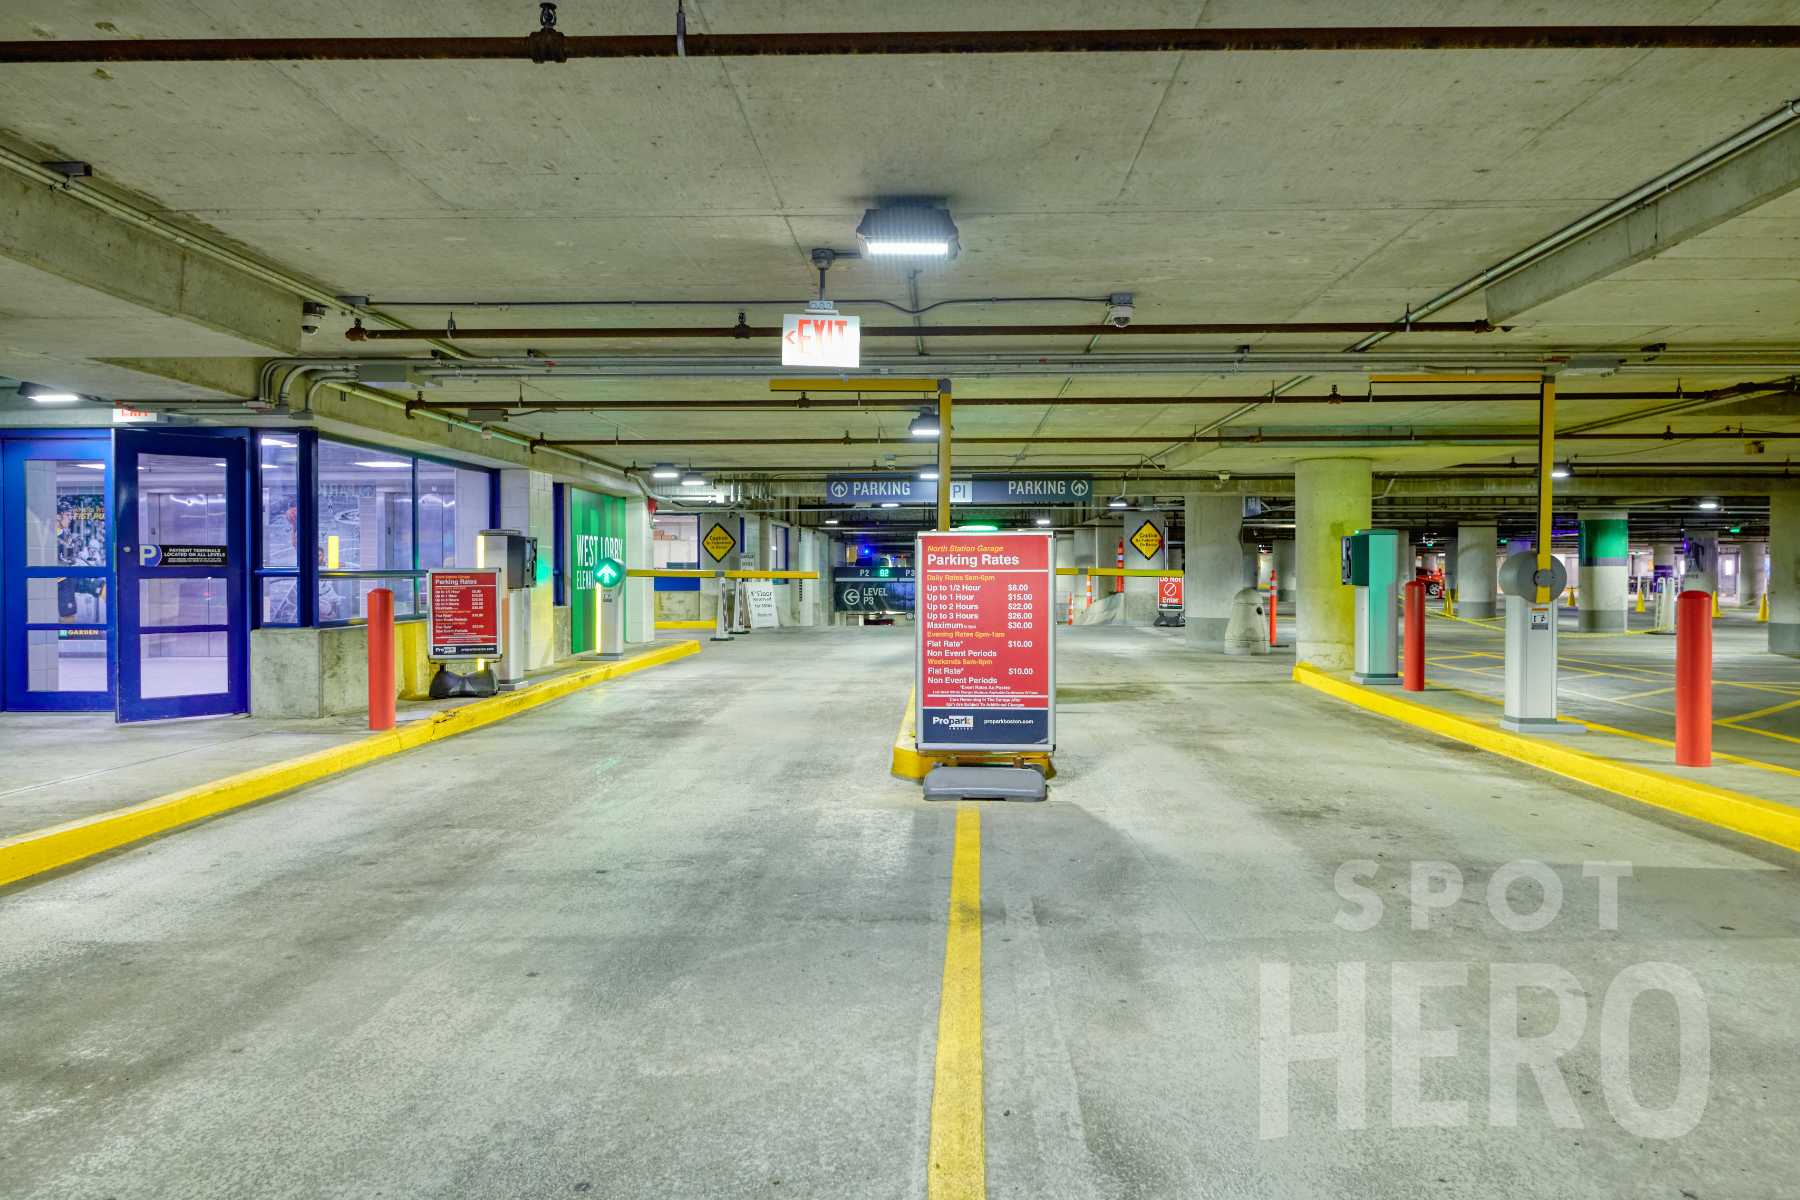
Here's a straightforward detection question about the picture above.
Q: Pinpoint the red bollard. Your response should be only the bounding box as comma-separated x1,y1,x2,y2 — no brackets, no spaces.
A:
1403,579,1426,691
1675,589,1712,767
367,586,396,731
1268,569,1278,647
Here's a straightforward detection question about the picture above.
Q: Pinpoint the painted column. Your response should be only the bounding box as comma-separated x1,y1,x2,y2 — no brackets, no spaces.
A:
625,497,653,644
1686,531,1720,594
1274,539,1296,603
1120,509,1168,624
1772,494,1799,657
1455,523,1498,619
1295,458,1372,669
1740,540,1769,609
499,468,556,669
1575,508,1629,631
1184,494,1246,648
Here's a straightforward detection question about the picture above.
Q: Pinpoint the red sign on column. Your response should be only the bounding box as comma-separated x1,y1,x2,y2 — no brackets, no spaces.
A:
915,531,1055,751
1157,576,1184,609
427,568,501,660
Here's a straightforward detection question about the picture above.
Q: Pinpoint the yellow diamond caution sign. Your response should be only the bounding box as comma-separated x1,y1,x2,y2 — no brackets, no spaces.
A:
1130,519,1164,560
702,522,738,562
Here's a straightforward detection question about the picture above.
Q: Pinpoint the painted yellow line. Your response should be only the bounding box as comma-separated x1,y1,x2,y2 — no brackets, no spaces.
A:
655,619,715,630
1293,661,1800,854
1720,696,1800,727
0,640,701,890
1616,685,1676,701
928,808,986,1200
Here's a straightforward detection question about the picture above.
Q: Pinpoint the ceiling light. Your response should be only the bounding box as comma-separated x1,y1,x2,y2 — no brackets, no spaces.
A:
956,523,999,532
908,408,941,438
918,468,940,481
1035,516,1052,526
681,470,706,487
261,436,297,448
855,204,960,260
651,463,680,480
1698,498,1721,510
825,518,840,526
20,383,82,404
880,502,900,509
1550,460,1571,479
74,462,104,470
1108,495,1129,509
354,460,410,470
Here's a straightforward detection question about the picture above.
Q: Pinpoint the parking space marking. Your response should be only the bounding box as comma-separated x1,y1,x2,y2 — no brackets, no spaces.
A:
928,808,985,1200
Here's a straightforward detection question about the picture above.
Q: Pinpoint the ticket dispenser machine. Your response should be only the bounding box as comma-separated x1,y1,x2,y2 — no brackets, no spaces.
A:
1498,552,1578,733
1343,528,1400,684
479,529,537,691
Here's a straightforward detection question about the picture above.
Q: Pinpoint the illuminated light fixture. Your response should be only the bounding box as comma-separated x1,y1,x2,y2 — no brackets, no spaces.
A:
1108,495,1129,509
1698,498,1721,510
957,523,999,532
908,408,941,438
1550,460,1571,479
680,470,706,486
20,383,82,404
354,460,410,470
855,204,960,260
1035,516,1052,526
651,463,680,480
918,468,940,481
74,462,104,470
262,436,297,448
824,518,840,526
880,501,900,509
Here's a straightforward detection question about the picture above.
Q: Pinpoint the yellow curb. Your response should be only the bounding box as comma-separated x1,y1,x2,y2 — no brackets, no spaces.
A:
655,620,715,630
0,639,701,890
891,684,1055,783
1292,660,1800,855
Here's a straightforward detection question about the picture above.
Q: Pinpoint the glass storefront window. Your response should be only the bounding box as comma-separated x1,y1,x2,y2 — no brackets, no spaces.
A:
259,434,300,568
24,460,106,567
416,459,491,569
653,513,699,567
317,440,412,571
319,576,418,624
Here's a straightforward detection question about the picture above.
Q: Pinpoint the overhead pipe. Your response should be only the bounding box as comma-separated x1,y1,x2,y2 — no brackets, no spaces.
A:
541,430,1800,448
404,380,1799,413
369,295,1111,316
345,318,1495,343
6,26,1800,64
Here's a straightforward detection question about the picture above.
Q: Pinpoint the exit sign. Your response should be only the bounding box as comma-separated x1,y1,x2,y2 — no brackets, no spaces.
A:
782,312,860,368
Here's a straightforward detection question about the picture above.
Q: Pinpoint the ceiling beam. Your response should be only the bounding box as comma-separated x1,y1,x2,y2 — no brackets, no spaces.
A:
1487,118,1800,322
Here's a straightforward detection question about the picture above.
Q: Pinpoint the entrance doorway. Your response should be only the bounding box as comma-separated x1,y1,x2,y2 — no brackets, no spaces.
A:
114,430,248,721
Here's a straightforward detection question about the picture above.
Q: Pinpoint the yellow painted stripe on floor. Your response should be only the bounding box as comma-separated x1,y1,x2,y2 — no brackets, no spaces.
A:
1293,661,1800,855
0,640,701,890
655,619,715,630
928,808,985,1200
1720,696,1800,727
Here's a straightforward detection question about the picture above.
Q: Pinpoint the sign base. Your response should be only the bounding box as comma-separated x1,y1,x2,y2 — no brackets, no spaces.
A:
922,765,1046,803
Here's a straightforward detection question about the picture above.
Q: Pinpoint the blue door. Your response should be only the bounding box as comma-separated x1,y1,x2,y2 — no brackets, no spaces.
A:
1,437,114,711
114,431,248,721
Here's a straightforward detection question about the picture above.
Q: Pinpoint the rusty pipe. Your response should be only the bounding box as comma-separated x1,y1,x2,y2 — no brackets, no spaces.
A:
6,27,1800,64
347,319,1495,342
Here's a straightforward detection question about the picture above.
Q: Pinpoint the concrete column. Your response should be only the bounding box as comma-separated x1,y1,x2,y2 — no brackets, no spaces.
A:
1740,540,1769,608
1184,494,1246,648
1440,538,1458,593
699,509,742,625
1392,528,1412,592
794,528,818,627
1455,524,1497,619
1120,509,1167,624
498,469,556,669
1773,494,1799,656
1054,530,1076,619
1686,531,1719,593
1295,458,1372,669
1652,541,1678,594
1575,508,1629,631
1274,540,1296,602
625,497,654,644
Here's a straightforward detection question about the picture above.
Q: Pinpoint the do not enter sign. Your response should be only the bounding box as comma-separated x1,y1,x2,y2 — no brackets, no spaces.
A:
1157,576,1184,609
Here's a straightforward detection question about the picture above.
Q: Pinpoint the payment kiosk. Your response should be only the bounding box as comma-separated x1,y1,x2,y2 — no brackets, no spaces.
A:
1342,528,1400,684
478,529,537,692
1498,551,1578,733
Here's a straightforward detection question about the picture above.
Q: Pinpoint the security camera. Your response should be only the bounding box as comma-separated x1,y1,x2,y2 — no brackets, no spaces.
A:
300,301,327,336
1106,292,1136,328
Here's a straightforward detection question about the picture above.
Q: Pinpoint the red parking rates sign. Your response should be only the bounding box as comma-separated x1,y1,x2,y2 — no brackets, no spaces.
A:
427,568,501,660
1157,575,1184,609
916,531,1055,751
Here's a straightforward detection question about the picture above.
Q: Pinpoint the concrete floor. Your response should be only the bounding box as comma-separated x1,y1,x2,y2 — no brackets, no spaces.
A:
2,626,1797,1198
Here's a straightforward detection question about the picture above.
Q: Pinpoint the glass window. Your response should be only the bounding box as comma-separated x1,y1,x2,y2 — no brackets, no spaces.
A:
319,577,418,624
317,440,412,571
137,454,227,547
140,631,228,698
24,460,107,567
262,577,301,625
27,629,107,693
259,434,301,568
416,459,491,569
653,513,699,567
27,577,107,624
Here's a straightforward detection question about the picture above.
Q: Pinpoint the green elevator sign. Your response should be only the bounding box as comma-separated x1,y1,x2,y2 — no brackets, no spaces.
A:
595,556,625,588
570,488,627,655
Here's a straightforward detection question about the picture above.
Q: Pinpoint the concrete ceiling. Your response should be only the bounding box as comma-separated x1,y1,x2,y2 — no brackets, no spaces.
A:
1,1,1799,485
